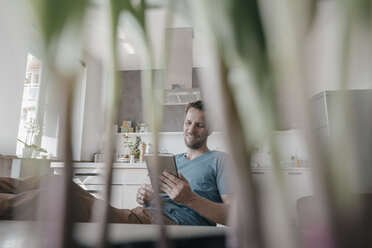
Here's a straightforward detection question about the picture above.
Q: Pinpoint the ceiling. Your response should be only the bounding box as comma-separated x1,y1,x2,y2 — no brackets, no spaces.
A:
82,3,208,70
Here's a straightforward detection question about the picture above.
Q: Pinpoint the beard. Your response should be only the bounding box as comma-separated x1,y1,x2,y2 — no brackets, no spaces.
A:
184,133,207,149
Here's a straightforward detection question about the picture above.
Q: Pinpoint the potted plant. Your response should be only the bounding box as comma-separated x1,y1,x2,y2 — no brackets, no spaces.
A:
123,134,141,163
17,118,47,158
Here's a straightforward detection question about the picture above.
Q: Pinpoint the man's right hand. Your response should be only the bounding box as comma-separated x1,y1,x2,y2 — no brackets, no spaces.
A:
136,184,154,206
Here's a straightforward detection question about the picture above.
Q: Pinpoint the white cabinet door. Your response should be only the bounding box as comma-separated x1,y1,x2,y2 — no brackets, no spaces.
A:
121,168,150,209
251,169,277,224
123,185,141,209
82,184,124,209
282,170,313,218
118,168,150,185
72,168,150,185
251,168,313,220
110,185,124,209
251,169,273,193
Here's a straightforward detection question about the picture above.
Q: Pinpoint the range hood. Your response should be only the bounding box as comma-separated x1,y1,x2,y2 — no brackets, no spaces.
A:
163,88,201,105
162,28,201,105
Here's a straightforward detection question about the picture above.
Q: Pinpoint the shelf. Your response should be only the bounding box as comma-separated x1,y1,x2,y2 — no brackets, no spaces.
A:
112,131,224,136
272,129,305,135
111,130,299,137
115,132,183,136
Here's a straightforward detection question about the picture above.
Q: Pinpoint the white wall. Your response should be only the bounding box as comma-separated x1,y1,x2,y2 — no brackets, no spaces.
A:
0,1,30,155
0,1,105,159
305,0,372,98
79,52,105,161
71,63,87,161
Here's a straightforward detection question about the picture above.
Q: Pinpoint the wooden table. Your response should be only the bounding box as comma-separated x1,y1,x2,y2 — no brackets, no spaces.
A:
0,221,227,247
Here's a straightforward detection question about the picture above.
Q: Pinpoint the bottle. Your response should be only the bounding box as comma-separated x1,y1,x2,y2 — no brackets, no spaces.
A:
139,142,146,162
294,150,301,168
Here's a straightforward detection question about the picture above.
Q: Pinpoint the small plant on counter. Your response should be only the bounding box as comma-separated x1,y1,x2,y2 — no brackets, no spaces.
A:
123,134,141,158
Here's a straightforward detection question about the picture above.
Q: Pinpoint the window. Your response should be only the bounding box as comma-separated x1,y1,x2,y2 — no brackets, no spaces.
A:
16,53,42,156
16,53,88,159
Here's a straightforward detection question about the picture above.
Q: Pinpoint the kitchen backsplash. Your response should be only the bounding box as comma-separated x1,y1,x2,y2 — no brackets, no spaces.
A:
118,68,203,132
251,129,309,167
111,129,309,168
114,132,227,157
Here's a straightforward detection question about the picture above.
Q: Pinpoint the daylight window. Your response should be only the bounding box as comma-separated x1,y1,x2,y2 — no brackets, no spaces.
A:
16,53,42,156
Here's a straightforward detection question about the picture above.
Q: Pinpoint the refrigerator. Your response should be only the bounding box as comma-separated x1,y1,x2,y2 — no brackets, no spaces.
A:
311,89,372,193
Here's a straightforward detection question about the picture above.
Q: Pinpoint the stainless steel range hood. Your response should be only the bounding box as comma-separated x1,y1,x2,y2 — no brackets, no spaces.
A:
163,88,201,105
162,27,200,105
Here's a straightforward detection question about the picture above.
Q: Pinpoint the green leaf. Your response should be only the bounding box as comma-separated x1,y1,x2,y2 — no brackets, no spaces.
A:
32,0,89,46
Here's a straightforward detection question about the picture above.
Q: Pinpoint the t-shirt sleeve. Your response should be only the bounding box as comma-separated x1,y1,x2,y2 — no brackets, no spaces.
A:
216,153,232,195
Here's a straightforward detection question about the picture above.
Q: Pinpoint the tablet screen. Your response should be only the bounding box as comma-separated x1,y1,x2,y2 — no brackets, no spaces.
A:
144,154,179,178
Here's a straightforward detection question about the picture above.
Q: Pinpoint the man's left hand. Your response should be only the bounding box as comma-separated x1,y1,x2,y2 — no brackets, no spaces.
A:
159,172,195,204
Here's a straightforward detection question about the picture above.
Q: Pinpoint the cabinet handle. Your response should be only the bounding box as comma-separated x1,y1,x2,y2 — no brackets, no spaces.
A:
87,190,99,194
74,172,100,176
288,172,302,175
252,172,265,175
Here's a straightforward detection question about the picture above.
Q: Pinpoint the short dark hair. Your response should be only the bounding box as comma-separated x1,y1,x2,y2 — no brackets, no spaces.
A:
185,100,203,114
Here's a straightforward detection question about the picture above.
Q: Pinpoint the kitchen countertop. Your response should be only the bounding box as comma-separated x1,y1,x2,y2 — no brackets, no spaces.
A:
51,162,147,169
51,161,311,171
251,167,311,171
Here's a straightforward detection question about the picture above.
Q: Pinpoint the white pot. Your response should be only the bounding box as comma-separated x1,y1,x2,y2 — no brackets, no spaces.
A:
129,155,135,163
22,148,33,158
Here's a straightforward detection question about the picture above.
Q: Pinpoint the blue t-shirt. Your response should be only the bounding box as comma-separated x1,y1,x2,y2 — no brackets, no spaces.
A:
148,150,231,226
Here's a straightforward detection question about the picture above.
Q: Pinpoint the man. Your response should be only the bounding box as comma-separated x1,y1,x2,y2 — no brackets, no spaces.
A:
137,100,231,225
0,101,231,225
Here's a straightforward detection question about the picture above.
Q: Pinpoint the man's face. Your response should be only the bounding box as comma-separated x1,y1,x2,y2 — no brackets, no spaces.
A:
183,107,210,149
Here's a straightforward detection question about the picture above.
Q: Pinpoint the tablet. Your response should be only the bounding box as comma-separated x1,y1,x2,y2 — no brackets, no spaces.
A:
144,154,179,178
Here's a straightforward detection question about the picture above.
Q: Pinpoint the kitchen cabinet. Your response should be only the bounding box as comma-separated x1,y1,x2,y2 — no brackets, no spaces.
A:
282,169,313,216
52,162,150,209
252,168,313,220
118,167,150,209
52,162,313,218
123,185,142,209
83,184,124,209
251,169,273,199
